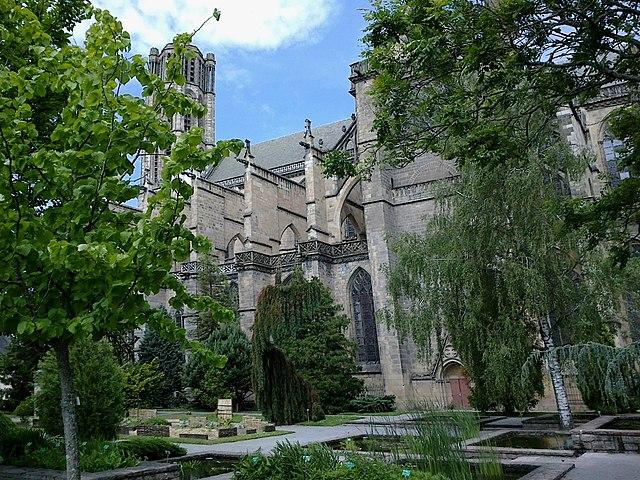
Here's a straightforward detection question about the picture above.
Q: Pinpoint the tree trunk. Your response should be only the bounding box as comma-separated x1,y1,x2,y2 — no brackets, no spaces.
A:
55,340,81,480
539,315,573,430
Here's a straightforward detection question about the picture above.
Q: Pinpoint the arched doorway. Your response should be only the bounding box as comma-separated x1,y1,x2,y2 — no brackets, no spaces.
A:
442,362,471,409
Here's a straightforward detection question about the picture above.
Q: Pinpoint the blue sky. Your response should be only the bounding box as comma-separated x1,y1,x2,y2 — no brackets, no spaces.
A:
75,1,372,144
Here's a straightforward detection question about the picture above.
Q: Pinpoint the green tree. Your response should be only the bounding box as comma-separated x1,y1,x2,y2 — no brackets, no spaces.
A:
0,3,239,477
183,322,252,409
35,338,125,440
253,271,362,423
386,160,617,415
0,337,48,411
194,253,239,341
138,327,185,407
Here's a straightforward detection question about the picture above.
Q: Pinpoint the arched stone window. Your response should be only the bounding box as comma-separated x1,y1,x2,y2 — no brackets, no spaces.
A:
229,281,239,313
349,268,380,364
280,225,298,252
226,236,243,260
342,215,359,241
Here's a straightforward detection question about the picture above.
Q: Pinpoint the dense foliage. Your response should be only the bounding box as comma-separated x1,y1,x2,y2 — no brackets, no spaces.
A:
0,425,186,471
121,358,165,409
194,253,239,341
233,443,443,480
0,338,47,411
386,160,617,413
35,338,125,440
138,327,185,407
183,322,252,409
347,395,395,413
253,271,362,423
0,2,238,475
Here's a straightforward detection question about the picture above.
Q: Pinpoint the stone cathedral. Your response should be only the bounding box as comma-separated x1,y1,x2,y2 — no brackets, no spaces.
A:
140,43,631,409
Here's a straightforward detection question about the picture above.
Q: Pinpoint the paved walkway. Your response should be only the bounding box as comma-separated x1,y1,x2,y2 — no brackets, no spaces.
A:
179,423,409,456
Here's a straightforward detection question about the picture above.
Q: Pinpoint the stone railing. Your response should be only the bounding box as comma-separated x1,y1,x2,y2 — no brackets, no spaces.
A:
175,240,368,277
271,161,305,177
216,175,244,189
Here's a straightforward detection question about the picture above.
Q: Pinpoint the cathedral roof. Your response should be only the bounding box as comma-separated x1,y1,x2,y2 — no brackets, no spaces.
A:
205,118,354,182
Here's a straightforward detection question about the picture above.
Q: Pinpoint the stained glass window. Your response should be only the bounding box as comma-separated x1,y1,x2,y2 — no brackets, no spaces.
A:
350,269,380,364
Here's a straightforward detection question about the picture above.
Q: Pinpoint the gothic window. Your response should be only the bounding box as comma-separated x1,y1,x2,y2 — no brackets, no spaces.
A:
602,133,628,188
342,216,359,241
350,269,380,364
184,114,192,131
280,225,298,251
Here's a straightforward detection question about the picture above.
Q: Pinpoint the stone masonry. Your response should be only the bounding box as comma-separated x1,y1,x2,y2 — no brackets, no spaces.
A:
139,45,633,409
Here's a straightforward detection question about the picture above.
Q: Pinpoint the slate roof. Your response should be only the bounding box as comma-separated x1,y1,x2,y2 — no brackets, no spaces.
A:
206,118,354,182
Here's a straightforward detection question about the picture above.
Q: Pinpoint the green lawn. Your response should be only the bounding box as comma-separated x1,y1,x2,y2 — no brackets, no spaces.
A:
299,411,405,427
121,430,289,445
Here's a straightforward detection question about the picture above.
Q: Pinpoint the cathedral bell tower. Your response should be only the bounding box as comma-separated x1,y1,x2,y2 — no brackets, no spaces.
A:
142,44,216,189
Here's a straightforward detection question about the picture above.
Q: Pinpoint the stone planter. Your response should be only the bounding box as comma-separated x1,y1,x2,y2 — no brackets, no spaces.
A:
262,424,276,433
135,425,170,437
179,433,209,440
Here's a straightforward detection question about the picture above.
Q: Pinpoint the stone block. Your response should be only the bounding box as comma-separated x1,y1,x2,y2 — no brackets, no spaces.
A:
217,398,233,422
188,416,207,428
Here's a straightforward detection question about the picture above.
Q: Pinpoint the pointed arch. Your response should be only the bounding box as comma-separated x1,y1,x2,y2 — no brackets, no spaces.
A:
349,268,380,364
226,234,245,260
279,224,299,252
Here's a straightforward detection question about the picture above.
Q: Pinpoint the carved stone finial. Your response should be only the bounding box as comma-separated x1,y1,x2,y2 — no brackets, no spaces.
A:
351,113,356,121
342,125,347,133
318,139,324,147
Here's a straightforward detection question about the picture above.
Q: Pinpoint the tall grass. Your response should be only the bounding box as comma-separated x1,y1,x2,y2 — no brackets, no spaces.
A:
379,403,502,480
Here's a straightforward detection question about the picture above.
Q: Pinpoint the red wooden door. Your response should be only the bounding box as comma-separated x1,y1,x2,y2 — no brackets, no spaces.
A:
449,378,471,408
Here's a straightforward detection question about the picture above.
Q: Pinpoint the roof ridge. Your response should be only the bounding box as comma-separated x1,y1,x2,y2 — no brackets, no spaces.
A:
252,118,353,146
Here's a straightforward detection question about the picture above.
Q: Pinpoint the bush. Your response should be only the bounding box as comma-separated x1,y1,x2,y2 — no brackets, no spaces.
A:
13,396,34,422
0,338,48,411
0,427,48,460
0,429,138,472
35,338,125,440
116,436,186,460
347,395,396,413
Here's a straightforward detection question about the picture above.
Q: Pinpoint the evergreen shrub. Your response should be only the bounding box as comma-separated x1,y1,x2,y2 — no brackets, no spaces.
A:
116,436,186,459
347,395,396,413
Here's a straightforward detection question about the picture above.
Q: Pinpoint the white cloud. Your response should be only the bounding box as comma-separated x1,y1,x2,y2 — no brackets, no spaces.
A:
73,0,338,53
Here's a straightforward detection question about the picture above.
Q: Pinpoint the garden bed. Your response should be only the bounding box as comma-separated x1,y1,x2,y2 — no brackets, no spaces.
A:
521,412,599,430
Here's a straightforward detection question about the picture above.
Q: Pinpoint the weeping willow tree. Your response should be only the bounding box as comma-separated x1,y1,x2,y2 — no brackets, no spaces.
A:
386,154,618,423
252,270,362,424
